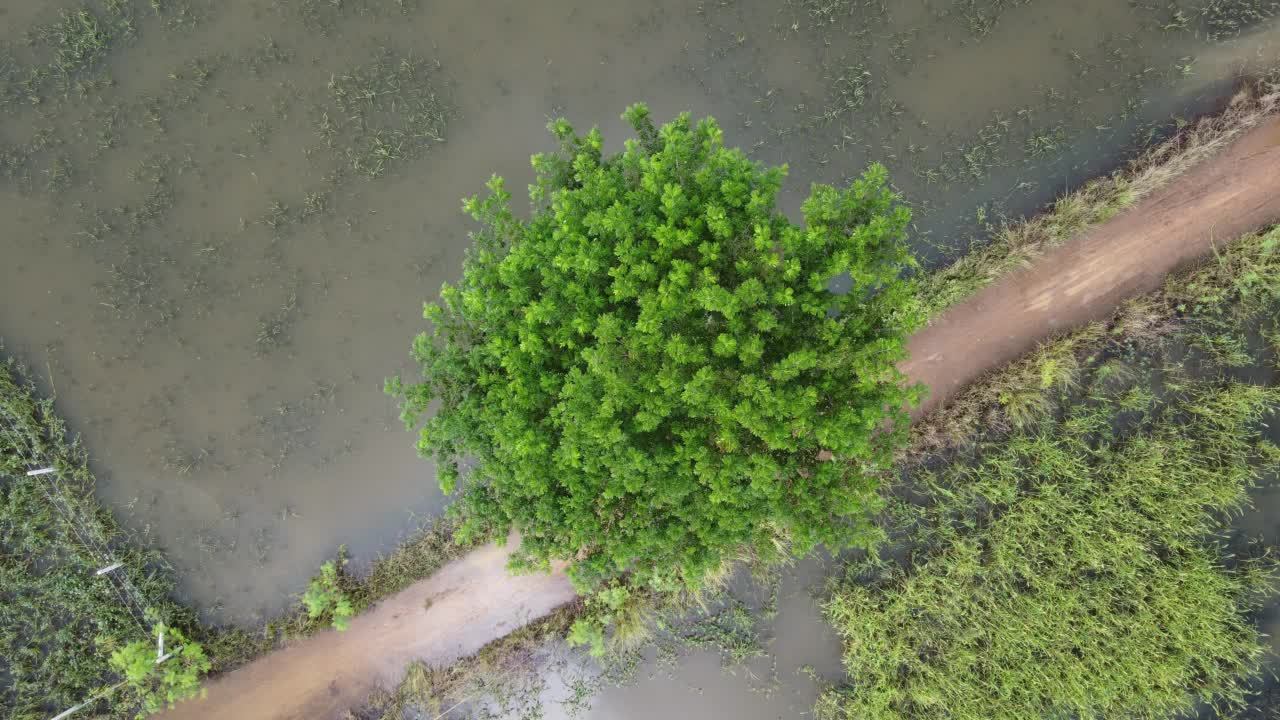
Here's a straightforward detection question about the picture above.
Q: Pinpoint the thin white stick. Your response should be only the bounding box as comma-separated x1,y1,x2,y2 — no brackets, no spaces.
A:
156,627,165,662
95,562,123,576
47,681,126,720
26,467,56,476
156,643,181,666
48,700,93,720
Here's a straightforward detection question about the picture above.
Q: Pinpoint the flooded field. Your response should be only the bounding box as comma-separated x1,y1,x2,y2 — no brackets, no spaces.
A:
1,0,1278,630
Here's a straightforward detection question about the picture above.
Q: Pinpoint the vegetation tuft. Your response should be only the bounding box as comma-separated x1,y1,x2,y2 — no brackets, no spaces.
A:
302,555,355,631
317,48,452,179
109,625,212,717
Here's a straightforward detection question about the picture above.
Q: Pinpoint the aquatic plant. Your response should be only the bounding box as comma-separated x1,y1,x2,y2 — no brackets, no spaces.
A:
318,48,452,179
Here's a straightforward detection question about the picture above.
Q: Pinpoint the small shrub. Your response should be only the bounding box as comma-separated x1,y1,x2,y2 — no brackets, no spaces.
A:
108,626,211,717
302,556,354,631
566,616,608,658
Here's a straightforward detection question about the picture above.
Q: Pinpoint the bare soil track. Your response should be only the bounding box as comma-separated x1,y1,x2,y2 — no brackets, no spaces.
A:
161,115,1280,720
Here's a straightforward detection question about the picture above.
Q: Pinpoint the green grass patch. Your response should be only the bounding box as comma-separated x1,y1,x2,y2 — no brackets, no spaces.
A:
820,379,1278,720
0,351,204,719
825,225,1280,719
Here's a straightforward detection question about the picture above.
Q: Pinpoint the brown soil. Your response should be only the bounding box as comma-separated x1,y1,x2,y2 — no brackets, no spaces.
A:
904,114,1280,416
161,115,1280,720
165,539,577,719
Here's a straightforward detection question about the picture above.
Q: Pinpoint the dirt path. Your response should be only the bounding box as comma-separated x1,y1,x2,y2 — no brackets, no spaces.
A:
903,114,1280,416
161,116,1280,720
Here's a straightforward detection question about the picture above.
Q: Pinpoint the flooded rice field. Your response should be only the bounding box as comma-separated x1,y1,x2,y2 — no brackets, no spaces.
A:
1,0,1279,632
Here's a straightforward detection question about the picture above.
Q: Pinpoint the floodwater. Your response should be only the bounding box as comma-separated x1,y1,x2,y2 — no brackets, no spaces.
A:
537,557,849,720
0,0,1277,640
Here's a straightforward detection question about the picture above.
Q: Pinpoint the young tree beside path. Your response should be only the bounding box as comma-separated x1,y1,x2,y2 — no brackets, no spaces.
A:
391,104,923,602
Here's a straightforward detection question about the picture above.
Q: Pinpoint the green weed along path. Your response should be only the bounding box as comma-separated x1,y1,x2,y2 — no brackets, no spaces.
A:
161,115,1280,720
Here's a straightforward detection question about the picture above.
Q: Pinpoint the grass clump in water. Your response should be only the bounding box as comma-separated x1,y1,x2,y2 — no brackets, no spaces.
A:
10,1,139,105
818,378,1278,720
951,0,1035,37
1192,0,1280,40
317,48,452,179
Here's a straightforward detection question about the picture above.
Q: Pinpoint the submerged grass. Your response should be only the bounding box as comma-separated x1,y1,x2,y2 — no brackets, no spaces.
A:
316,48,453,179
819,380,1279,720
917,78,1280,319
0,350,201,719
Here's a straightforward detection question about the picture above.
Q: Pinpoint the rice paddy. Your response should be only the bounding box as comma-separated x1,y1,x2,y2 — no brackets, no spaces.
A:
4,0,1280,717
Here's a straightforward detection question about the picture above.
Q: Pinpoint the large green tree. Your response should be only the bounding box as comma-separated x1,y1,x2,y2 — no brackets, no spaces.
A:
390,105,922,593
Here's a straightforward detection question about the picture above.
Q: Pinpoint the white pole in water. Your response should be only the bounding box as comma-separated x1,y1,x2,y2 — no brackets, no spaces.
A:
26,467,56,476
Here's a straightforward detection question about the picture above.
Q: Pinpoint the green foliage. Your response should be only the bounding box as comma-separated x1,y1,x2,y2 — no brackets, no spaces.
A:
567,581,657,657
0,352,198,719
819,380,1278,720
1161,225,1280,366
109,626,211,717
566,616,608,658
392,103,922,594
302,556,355,631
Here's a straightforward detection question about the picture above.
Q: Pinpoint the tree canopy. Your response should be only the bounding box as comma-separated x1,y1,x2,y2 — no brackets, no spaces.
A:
390,104,923,593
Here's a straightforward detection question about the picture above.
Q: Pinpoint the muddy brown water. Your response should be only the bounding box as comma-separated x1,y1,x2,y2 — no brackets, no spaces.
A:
1,0,1279,681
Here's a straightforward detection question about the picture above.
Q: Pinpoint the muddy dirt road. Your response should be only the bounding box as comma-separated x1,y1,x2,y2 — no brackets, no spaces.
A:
161,113,1280,720
904,113,1280,414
